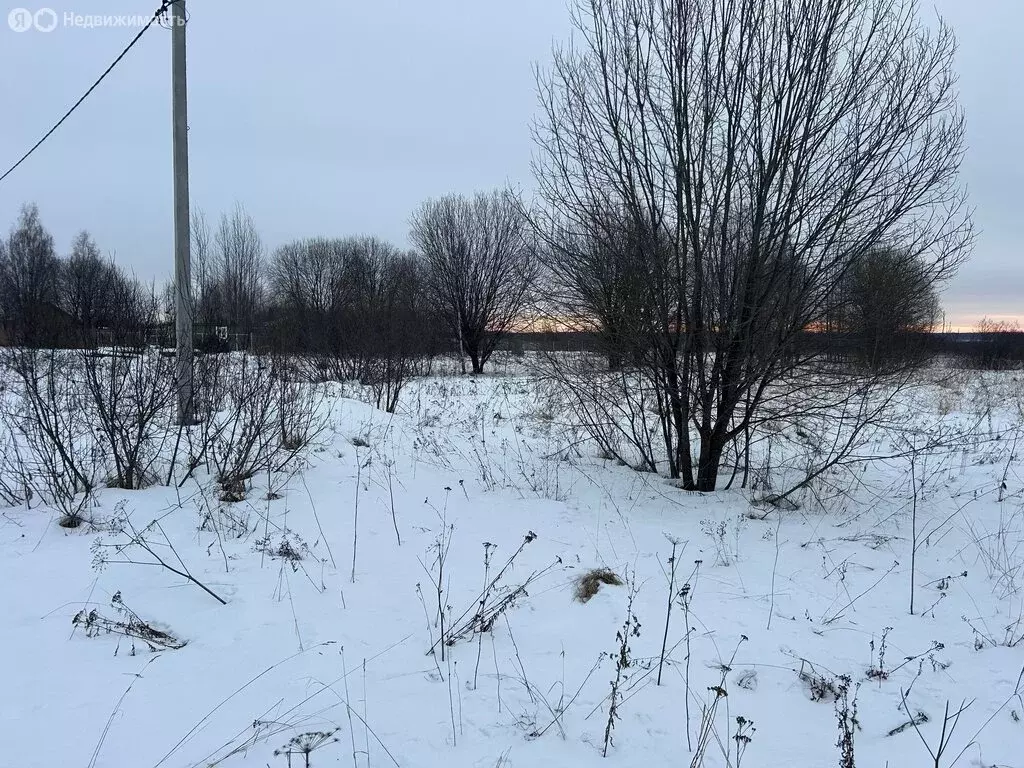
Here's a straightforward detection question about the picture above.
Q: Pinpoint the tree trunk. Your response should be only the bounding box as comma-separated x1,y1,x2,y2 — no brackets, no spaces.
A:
695,433,726,492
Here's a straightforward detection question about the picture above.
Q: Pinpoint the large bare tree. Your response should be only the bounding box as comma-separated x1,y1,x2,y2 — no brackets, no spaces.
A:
533,0,972,490
214,204,265,336
270,236,398,359
271,237,348,320
0,204,60,347
410,190,536,374
60,231,111,332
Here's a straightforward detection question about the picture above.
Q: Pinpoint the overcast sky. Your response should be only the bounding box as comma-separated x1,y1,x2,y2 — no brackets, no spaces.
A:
0,0,1019,329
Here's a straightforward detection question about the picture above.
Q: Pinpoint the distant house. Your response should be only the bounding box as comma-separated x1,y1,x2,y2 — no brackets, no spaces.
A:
0,302,79,347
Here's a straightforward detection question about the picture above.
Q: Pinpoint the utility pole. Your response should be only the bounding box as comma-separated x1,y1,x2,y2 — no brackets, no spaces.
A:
171,0,193,424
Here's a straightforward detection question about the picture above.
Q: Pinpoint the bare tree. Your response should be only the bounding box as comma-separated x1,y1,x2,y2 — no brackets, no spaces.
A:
213,204,265,337
60,231,111,334
58,231,152,345
161,208,223,345
190,208,219,329
324,236,403,378
833,247,941,369
357,249,438,412
0,204,61,347
411,190,536,374
271,238,347,318
538,206,664,370
268,235,442,403
532,0,972,490
269,237,349,359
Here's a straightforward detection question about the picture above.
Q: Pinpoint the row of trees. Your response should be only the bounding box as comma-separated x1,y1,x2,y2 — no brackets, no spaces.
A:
0,204,157,346
0,194,947,368
0,193,538,378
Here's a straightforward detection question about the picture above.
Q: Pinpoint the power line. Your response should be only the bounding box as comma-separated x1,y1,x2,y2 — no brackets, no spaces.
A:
0,0,176,185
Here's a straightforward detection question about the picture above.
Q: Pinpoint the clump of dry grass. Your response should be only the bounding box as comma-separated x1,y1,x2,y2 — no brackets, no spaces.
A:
72,591,187,651
218,478,247,503
574,567,623,603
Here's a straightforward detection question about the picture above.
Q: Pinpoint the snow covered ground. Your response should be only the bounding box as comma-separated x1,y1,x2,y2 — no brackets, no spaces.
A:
1,361,1022,768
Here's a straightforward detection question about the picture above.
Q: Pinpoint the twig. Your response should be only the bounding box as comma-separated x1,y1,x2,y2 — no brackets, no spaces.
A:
342,646,358,768
152,643,335,767
823,560,899,625
658,538,681,685
301,471,336,569
767,516,782,630
87,656,160,768
386,457,401,546
352,451,363,583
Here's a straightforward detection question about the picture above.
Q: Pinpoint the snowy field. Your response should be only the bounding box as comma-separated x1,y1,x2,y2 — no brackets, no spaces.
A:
1,357,1022,768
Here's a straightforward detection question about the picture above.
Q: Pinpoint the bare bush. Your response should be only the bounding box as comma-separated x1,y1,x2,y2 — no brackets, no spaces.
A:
81,347,176,490
195,353,325,499
1,348,98,526
966,318,1024,371
0,426,26,508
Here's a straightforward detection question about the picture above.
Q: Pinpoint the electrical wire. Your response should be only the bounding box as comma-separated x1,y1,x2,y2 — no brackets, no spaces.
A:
0,0,177,185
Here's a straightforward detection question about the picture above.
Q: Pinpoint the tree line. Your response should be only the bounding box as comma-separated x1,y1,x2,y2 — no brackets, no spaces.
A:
0,191,537,380
0,204,158,347
0,193,955,370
